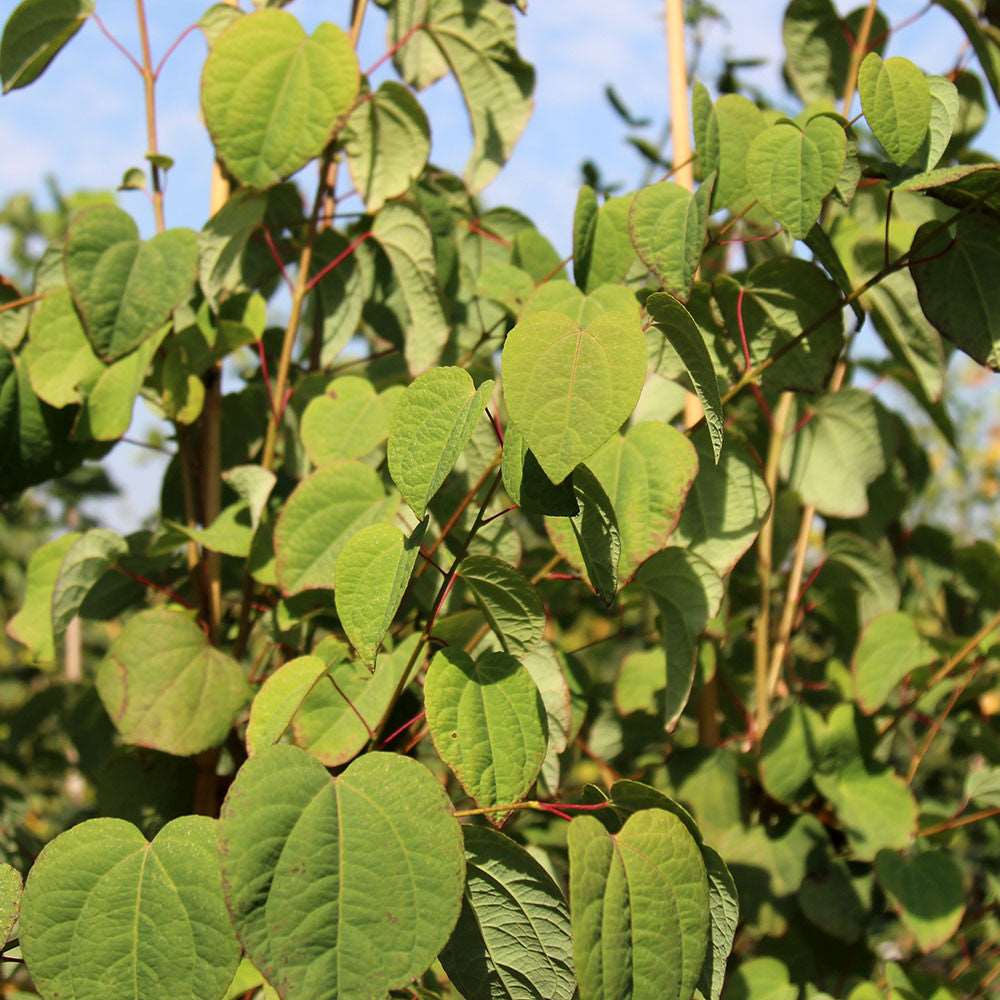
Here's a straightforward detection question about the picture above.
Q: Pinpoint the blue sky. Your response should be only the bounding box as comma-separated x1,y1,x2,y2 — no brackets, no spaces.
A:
1,0,994,527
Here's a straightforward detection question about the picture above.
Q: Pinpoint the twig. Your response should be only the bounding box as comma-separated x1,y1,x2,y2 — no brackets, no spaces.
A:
0,291,43,314
365,23,425,77
154,23,197,79
135,0,166,231
918,805,1000,839
92,12,143,74
841,0,878,113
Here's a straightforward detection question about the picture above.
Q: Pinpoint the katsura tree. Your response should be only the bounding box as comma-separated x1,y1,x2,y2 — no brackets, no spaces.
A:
1,0,999,997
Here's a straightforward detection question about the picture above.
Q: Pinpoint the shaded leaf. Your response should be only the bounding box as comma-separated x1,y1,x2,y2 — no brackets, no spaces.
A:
1,0,93,93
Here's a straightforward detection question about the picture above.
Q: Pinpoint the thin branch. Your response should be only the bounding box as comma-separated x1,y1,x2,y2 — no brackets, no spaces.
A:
154,23,197,79
841,0,878,114
0,291,43,314
304,230,374,293
664,0,693,191
92,12,143,73
919,805,1000,839
365,23,425,77
135,0,166,232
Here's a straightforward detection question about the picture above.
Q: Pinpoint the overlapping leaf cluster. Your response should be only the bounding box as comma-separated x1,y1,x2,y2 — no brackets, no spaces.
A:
1,1,999,998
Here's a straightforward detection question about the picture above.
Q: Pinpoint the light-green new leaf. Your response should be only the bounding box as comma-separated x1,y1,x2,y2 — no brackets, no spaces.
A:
629,179,712,299
747,116,846,238
96,608,249,756
343,81,430,212
0,0,93,93
335,521,424,664
201,10,359,189
425,648,547,816
301,375,390,465
219,745,465,1000
440,825,576,1000
503,309,646,484
20,816,240,1000
64,204,198,362
569,809,709,1000
245,655,329,756
0,863,21,950
388,366,494,517
859,53,931,166
275,461,397,594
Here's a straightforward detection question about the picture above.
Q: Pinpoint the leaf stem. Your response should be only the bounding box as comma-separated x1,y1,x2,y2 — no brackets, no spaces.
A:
0,291,43,314
918,805,1000,839
92,12,143,74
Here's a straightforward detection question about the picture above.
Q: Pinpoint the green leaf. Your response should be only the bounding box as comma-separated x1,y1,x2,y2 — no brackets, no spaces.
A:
335,521,424,664
796,859,869,944
781,388,896,518
1,0,92,93
5,531,80,664
64,204,198,361
747,116,846,238
20,816,240,1000
696,845,739,1000
633,549,724,728
21,287,102,408
692,79,719,177
344,81,430,212
309,230,369,367
388,366,494,517
179,502,254,558
759,702,825,803
198,190,267,310
275,461,396,594
932,0,1000,106
201,10,359,189
615,648,667,717
910,214,1000,371
713,94,766,211
782,0,850,105
584,194,640,291
75,325,169,441
853,611,935,714
569,809,709,1000
673,430,771,577
502,308,646,483
501,422,579,516
573,185,599,289
51,528,127,647
439,825,575,1000
219,745,465,999
292,634,420,766
875,849,965,953
386,0,534,193
222,464,276,530
0,863,22,950
645,293,724,461
372,202,451,374
629,179,711,299
965,766,1000,807
512,228,564,282
425,648,546,814
723,956,797,1000
714,258,844,393
859,53,931,166
96,608,249,756
245,654,329,756
549,420,698,589
816,762,917,861
918,76,960,171
301,375,390,465
460,554,545,656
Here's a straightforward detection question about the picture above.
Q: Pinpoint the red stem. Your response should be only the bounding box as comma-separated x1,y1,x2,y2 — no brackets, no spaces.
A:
467,219,512,248
364,24,426,77
737,285,773,426
719,228,782,247
92,13,143,73
261,225,293,292
381,709,426,747
114,565,196,610
305,231,374,292
485,407,505,445
154,23,197,79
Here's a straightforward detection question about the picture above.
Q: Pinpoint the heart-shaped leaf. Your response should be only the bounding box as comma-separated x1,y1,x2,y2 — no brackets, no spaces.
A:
502,308,646,483
275,461,397,594
875,849,965,953
440,825,576,1000
713,94,766,211
853,611,935,714
335,521,424,664
747,116,846,238
460,554,545,656
64,204,198,361
859,53,931,165
301,375,391,465
1,0,93,93
343,81,430,213
201,10,359,188
629,179,712,298
501,421,579,516
293,634,421,766
388,366,494,517
20,816,240,1000
96,608,249,756
219,745,465,1000
245,654,329,756
51,527,127,646
569,809,709,1000
425,647,547,815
